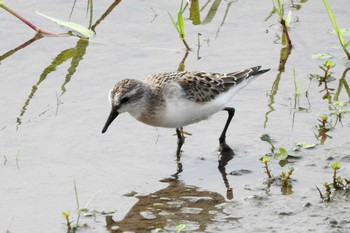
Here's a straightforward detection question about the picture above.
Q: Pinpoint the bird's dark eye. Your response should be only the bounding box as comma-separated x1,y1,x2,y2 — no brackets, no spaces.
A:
121,97,130,104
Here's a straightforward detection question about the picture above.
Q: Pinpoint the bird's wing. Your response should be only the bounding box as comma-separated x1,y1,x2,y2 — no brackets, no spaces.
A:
176,72,236,103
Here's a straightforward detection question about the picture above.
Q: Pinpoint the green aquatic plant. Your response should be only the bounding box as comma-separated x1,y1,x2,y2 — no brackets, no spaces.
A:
316,162,350,201
61,211,74,233
169,0,191,51
274,147,289,167
310,61,336,103
323,0,350,60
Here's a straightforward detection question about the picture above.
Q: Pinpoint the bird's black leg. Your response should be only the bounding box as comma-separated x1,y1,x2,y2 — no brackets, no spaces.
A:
219,107,235,145
176,127,185,157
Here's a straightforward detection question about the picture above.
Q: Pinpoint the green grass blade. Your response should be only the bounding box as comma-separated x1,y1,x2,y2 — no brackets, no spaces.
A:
177,0,185,39
168,12,180,35
272,0,283,18
35,11,95,38
323,0,344,46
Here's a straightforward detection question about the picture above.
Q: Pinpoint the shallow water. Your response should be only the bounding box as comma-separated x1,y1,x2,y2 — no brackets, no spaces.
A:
1,0,350,232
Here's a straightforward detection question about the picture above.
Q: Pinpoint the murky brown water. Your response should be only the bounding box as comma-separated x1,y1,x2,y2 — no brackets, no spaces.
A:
1,0,350,232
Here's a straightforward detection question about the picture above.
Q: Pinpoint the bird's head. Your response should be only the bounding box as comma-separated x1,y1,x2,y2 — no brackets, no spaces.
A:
102,79,145,133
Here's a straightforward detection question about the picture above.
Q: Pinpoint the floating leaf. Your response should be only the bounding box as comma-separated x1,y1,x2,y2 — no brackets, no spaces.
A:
35,11,95,38
295,142,316,149
274,148,288,161
329,28,350,37
312,53,332,60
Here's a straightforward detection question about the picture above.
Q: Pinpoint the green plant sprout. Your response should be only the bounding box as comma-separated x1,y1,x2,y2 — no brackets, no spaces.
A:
323,0,350,60
310,61,336,103
61,211,74,233
316,162,350,201
272,0,292,48
315,114,333,144
168,0,191,51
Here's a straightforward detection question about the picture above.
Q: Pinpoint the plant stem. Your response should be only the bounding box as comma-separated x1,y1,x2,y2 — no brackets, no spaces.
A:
264,161,272,179
1,3,58,36
182,39,191,52
280,18,292,49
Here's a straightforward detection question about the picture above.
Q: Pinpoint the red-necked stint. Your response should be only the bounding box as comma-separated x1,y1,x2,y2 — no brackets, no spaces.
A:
102,66,269,155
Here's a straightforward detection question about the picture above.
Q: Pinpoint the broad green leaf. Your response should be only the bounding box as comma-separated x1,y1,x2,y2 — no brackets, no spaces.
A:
35,11,94,38
311,53,332,60
329,28,350,37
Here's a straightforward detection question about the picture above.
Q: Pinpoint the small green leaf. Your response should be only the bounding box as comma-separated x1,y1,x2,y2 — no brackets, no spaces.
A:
311,53,333,60
35,11,95,38
324,60,335,68
274,148,288,160
155,228,165,232
176,224,186,233
262,155,269,163
330,161,340,170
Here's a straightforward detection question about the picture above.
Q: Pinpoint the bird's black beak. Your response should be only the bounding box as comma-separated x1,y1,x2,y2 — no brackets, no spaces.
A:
102,107,119,133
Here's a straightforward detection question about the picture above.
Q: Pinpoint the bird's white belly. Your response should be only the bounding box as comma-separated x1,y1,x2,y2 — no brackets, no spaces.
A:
159,94,229,128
